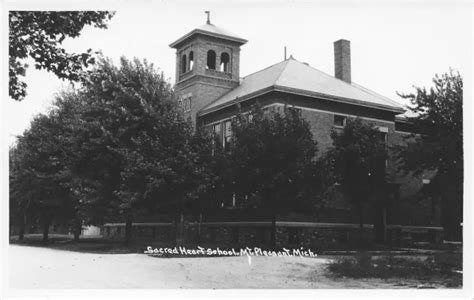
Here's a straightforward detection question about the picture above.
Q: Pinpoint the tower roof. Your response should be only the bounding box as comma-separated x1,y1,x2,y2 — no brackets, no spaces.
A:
199,58,405,116
169,23,248,48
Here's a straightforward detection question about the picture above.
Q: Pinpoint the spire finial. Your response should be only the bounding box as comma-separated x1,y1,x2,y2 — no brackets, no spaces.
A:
205,11,211,24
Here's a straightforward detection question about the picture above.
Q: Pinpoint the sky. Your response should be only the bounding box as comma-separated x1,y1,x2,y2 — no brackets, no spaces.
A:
3,0,472,146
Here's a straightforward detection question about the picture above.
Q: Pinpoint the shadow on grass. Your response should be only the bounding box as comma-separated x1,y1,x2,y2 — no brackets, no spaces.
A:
327,251,462,288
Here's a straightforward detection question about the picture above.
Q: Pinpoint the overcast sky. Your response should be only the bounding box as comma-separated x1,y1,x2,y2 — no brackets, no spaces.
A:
3,0,472,146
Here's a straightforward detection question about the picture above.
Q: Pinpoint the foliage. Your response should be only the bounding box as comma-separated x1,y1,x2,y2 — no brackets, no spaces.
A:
65,57,213,217
10,56,213,243
328,118,387,207
220,105,321,213
324,117,387,242
396,69,462,177
9,11,114,100
396,70,463,240
9,113,76,240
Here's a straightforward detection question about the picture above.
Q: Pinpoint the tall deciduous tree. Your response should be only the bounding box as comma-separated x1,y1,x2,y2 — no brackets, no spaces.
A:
53,57,213,245
10,56,213,245
223,105,320,246
327,118,387,244
9,11,114,100
9,114,74,242
396,70,463,240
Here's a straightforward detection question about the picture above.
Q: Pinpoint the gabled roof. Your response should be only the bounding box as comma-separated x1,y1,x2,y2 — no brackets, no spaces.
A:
169,23,248,48
199,57,406,116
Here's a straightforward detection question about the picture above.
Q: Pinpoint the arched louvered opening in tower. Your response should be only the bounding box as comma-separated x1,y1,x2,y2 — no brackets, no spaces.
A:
207,50,216,70
220,52,230,72
181,54,187,74
188,51,194,70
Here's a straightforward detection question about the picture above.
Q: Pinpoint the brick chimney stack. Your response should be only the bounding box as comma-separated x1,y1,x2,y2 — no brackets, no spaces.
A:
334,39,351,83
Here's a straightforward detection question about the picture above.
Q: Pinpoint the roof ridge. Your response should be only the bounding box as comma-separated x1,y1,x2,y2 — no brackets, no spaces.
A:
199,57,406,115
274,59,291,86
241,59,289,80
286,58,404,109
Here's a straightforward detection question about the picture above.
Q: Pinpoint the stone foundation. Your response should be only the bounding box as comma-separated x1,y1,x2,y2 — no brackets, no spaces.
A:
102,221,444,248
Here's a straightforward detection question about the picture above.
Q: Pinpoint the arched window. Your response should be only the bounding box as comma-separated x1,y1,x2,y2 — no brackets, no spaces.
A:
181,54,187,74
207,50,216,70
220,52,230,72
188,51,194,70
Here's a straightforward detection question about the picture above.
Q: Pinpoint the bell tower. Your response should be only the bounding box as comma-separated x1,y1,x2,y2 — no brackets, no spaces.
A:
169,13,247,125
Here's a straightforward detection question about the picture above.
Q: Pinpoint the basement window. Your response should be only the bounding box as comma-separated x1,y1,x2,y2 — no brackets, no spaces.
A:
334,115,347,127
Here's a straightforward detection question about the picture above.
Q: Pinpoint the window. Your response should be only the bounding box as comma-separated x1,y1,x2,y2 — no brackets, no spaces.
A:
213,123,221,145
223,120,232,149
181,97,191,112
378,131,388,146
334,115,346,127
213,123,222,137
207,50,216,70
181,54,187,74
211,123,222,153
220,52,230,72
377,130,388,169
188,51,194,70
187,98,192,111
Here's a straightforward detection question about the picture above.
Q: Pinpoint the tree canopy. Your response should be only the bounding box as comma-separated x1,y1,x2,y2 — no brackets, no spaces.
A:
326,117,387,242
9,56,214,243
9,11,114,101
396,69,463,240
222,105,320,213
9,113,75,241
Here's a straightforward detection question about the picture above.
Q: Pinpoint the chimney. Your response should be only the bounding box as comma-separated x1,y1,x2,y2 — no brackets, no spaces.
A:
334,39,351,83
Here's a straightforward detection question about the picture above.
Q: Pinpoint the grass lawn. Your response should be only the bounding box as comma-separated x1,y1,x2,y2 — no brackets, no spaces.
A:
327,251,462,288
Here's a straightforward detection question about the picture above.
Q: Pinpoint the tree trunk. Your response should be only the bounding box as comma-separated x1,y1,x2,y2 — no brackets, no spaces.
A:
124,209,133,246
358,203,364,248
18,213,26,240
197,213,202,243
440,174,462,241
174,213,184,246
271,213,277,249
43,216,51,242
73,217,82,241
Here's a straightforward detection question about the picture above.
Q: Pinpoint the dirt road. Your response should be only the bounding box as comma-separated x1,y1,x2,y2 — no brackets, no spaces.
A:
8,245,421,289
